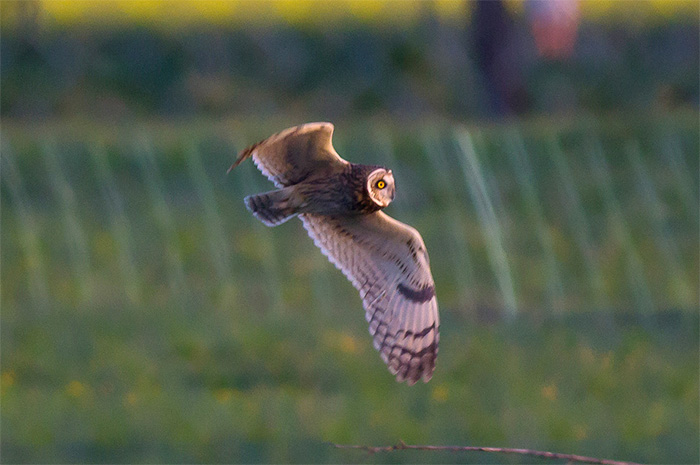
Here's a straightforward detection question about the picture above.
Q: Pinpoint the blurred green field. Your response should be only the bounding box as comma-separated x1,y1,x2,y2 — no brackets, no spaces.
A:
1,112,698,463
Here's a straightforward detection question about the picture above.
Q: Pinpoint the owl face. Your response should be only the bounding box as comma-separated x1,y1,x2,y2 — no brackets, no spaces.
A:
366,168,395,208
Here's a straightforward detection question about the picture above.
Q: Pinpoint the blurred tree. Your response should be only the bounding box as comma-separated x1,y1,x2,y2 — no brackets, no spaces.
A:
471,0,529,116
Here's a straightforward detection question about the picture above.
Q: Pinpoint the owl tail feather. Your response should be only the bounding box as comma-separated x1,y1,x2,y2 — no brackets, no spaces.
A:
244,188,300,227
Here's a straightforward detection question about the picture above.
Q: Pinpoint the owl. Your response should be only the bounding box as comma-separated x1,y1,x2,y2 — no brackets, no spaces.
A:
229,122,439,385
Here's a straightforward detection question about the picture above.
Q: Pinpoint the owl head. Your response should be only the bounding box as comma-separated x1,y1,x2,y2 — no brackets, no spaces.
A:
367,168,395,208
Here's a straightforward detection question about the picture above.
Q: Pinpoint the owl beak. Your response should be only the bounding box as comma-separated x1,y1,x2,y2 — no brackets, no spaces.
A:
388,170,395,200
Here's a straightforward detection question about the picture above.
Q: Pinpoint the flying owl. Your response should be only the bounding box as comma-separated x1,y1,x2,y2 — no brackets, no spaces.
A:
229,122,439,385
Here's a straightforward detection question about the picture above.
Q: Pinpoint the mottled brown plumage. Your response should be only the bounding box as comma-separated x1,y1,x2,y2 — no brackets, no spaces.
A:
230,122,439,385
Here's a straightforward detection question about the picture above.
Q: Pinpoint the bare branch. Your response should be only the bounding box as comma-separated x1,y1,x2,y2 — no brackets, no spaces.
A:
330,441,641,465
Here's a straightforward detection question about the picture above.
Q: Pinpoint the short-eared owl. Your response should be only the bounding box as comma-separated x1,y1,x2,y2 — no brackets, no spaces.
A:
230,122,439,385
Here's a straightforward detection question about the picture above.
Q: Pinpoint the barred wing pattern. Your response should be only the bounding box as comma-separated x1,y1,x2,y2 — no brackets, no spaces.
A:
229,122,348,188
300,211,439,385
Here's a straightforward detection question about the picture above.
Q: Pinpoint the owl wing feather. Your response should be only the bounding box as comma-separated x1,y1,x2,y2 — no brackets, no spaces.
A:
229,122,348,188
300,211,439,385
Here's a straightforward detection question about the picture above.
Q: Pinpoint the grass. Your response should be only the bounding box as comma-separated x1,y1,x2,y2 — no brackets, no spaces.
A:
1,112,698,463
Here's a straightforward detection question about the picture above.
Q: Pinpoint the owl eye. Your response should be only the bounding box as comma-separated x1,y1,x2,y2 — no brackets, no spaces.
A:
376,179,386,189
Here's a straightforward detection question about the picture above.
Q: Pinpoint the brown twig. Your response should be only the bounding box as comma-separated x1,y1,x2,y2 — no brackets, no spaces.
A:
330,440,642,465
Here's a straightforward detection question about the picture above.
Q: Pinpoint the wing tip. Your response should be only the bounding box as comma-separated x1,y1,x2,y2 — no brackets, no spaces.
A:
228,142,259,173
229,122,337,175
395,368,434,385
388,340,438,386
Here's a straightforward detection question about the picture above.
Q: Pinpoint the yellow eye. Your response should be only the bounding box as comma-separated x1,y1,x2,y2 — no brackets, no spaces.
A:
377,180,386,189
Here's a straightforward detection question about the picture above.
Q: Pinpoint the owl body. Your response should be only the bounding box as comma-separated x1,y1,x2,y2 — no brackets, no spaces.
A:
231,122,439,385
294,163,391,214
246,163,394,224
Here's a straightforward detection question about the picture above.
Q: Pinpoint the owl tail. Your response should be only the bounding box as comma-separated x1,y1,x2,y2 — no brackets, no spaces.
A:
244,187,300,227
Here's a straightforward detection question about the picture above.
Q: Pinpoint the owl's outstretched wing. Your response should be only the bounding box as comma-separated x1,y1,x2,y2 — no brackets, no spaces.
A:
300,211,439,385
229,122,348,188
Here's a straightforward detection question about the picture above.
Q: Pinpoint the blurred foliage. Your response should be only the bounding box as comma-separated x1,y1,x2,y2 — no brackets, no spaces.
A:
2,0,698,29
1,0,698,121
1,114,698,462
